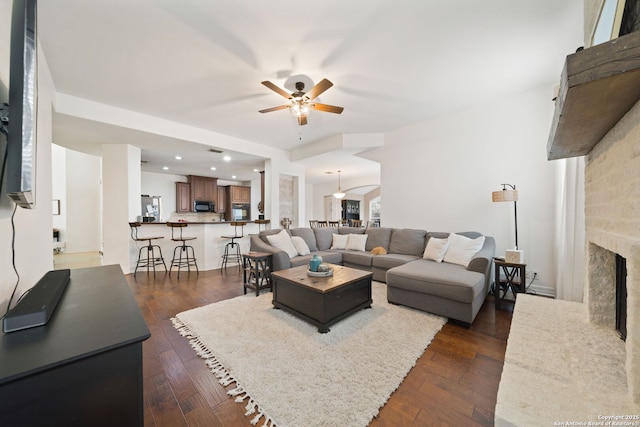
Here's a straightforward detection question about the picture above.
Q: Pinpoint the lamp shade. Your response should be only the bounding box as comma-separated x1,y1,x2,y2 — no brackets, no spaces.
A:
492,189,518,202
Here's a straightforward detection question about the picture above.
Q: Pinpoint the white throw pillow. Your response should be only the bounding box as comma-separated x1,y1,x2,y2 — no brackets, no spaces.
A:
266,229,299,258
346,234,368,252
291,236,311,256
423,237,449,263
331,233,349,250
443,233,485,267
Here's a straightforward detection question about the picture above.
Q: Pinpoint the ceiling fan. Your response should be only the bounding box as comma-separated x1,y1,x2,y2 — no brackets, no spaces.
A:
259,78,344,126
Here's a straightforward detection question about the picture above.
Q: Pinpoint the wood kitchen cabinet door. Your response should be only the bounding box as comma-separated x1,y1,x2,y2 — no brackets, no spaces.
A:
188,175,217,205
190,176,206,200
176,182,191,212
230,185,251,203
240,186,250,202
217,186,226,213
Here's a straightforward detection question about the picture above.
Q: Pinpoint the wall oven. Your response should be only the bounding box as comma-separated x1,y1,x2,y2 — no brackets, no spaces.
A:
231,203,250,220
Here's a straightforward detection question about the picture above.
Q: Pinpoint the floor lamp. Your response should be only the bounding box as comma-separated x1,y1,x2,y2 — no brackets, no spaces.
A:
492,183,519,251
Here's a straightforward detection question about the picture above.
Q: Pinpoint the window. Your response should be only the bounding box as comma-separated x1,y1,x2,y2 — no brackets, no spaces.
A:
369,196,381,220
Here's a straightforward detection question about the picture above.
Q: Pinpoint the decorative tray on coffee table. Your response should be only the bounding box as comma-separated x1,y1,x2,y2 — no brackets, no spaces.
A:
307,267,334,277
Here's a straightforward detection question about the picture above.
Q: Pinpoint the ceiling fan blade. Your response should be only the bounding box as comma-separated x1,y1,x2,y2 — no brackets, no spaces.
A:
259,105,290,113
298,115,308,126
261,81,292,99
309,103,344,114
304,78,333,100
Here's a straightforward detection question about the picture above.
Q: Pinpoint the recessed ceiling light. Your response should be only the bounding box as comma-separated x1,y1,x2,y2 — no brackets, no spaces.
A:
232,175,237,179
175,155,182,160
162,166,169,170
210,166,217,171
253,168,259,172
223,155,231,162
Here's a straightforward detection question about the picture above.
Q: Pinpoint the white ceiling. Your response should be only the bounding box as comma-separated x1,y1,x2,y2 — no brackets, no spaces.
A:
36,0,583,184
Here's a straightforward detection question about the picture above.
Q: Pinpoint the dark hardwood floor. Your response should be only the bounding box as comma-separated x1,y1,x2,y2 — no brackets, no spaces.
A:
127,268,513,427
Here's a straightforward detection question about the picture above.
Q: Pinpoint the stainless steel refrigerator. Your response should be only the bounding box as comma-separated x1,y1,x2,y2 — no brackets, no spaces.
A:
141,195,161,222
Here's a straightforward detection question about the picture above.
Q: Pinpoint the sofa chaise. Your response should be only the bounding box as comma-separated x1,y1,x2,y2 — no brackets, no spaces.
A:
249,226,495,325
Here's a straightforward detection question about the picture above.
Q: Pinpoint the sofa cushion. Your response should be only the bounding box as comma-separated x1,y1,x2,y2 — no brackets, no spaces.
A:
387,259,485,304
443,233,485,267
290,228,318,252
339,226,366,235
313,227,338,250
259,228,286,244
427,231,450,241
423,237,449,262
365,227,393,251
372,253,420,269
346,234,368,252
342,250,373,267
389,228,427,256
266,229,298,258
331,233,349,249
291,236,311,256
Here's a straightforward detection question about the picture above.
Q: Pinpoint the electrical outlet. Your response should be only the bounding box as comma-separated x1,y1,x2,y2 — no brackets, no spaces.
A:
525,270,538,281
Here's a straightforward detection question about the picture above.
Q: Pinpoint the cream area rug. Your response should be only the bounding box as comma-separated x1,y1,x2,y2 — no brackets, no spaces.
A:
172,282,446,427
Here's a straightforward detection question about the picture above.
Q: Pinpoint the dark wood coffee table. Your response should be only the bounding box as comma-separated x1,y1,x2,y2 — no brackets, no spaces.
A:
270,264,373,333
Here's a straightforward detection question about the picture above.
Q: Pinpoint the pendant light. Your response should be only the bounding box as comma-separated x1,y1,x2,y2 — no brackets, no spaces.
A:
333,170,346,199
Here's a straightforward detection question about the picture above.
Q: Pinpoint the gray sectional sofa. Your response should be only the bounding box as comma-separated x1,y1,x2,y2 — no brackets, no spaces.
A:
249,226,495,325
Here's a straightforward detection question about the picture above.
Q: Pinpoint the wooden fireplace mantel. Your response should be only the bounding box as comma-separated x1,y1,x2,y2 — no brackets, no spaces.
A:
547,30,640,160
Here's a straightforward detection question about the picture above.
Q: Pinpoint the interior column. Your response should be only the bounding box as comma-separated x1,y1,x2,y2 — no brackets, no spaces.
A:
101,144,141,273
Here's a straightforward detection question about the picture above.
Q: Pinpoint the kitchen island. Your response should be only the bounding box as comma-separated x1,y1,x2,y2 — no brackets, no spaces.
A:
133,221,265,272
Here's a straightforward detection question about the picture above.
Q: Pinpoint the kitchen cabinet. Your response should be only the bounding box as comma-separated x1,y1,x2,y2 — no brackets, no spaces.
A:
217,186,226,214
176,182,191,213
230,185,251,203
189,175,217,203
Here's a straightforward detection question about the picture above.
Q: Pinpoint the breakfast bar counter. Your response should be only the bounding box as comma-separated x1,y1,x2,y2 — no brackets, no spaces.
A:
133,221,266,272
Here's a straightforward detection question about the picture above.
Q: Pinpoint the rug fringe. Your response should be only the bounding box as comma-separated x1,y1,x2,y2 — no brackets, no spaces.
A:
171,317,278,427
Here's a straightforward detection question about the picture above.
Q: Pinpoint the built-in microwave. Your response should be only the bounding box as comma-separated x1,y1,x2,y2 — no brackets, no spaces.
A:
194,200,215,212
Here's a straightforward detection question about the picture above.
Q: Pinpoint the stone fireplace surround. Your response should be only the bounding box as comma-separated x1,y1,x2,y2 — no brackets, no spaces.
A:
496,101,640,425
585,101,640,404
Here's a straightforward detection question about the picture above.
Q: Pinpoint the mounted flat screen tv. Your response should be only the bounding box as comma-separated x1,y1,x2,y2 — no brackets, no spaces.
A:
4,0,37,209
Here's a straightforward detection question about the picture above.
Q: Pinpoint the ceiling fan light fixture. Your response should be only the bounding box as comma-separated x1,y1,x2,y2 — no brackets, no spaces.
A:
290,99,309,117
259,78,343,125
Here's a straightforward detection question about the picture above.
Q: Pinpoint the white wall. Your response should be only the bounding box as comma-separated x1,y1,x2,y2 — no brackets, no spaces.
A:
65,149,101,252
0,5,56,313
51,144,102,253
51,144,67,240
369,84,558,294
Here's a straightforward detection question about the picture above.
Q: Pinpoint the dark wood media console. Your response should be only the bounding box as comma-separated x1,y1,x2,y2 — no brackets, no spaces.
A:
0,265,150,427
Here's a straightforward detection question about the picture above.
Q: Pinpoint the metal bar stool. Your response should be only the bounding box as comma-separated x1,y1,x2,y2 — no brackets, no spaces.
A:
129,222,166,277
167,222,198,278
221,221,246,271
